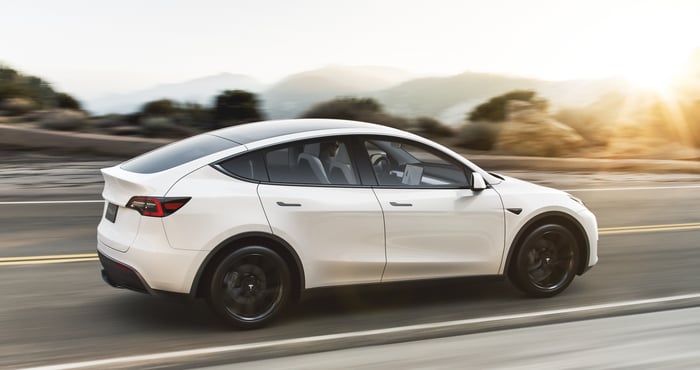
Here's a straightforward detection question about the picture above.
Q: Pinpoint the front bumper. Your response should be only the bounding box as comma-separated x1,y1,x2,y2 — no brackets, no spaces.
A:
578,207,599,273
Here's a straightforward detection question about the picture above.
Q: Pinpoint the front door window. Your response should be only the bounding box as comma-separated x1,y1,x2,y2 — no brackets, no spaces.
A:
364,139,469,188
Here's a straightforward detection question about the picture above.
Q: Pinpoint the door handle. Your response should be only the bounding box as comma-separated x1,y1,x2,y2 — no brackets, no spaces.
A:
390,201,413,207
276,201,302,207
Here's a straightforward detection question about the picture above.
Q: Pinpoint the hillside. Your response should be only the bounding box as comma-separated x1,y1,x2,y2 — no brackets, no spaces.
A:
263,65,416,119
375,73,630,125
87,73,265,114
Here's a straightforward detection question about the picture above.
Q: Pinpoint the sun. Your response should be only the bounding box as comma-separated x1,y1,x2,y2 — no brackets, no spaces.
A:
609,35,693,93
622,69,676,91
617,55,683,92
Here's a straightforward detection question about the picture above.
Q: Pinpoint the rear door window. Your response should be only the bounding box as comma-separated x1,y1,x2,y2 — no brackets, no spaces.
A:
265,138,360,185
217,152,268,181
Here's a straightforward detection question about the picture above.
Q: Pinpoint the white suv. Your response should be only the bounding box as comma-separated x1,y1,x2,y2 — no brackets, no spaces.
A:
97,119,598,329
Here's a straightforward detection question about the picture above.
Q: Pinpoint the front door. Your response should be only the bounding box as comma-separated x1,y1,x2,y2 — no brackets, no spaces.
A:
361,137,505,282
374,187,505,281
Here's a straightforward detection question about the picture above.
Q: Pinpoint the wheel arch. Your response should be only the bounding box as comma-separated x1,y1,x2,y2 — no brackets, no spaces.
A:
503,211,590,276
189,232,305,302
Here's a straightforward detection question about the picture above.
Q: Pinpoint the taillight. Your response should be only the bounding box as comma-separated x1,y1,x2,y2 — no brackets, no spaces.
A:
126,197,191,217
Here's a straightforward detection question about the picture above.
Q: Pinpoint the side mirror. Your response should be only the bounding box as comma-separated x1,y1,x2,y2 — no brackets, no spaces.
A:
472,172,487,191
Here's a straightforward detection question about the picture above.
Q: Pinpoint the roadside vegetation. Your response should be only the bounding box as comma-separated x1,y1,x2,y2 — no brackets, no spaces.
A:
1,64,699,158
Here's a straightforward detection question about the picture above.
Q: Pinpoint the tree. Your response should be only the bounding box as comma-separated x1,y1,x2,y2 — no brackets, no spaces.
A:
302,97,383,121
0,65,57,108
55,92,82,110
141,99,178,116
468,90,547,122
214,90,264,126
300,97,409,128
0,83,31,102
414,116,454,137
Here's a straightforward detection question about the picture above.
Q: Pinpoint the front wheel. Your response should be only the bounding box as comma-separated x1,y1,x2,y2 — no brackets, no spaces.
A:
208,246,291,329
510,224,578,297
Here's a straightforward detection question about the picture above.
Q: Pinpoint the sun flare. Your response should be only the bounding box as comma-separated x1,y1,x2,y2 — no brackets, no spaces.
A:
622,67,677,91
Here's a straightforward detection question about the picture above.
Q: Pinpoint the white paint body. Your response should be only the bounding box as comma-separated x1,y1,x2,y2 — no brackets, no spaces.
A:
97,119,598,294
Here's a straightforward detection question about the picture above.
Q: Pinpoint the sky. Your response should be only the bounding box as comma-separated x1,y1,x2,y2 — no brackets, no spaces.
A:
2,0,700,98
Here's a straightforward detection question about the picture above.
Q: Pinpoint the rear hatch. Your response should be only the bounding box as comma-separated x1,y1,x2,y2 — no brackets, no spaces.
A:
97,133,245,252
98,167,176,252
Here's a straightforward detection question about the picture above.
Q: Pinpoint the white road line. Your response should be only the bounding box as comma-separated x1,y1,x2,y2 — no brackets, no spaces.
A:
564,185,700,192
0,200,103,205
23,292,700,370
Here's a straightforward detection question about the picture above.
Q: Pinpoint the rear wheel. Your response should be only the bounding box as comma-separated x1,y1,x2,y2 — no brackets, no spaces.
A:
510,224,578,297
208,246,291,329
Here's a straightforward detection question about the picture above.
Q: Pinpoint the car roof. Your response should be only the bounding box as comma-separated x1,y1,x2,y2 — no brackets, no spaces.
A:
207,119,394,145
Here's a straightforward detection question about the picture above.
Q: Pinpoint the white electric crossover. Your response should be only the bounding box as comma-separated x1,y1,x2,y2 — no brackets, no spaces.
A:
97,119,598,329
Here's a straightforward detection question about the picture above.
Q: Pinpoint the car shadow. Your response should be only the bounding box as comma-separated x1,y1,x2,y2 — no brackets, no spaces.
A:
291,276,520,317
99,276,525,332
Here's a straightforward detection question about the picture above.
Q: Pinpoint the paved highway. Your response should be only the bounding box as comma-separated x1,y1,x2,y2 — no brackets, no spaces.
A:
1,175,699,369
216,306,700,369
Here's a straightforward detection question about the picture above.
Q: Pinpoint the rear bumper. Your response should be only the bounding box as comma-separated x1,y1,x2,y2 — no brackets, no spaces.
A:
99,251,151,294
97,233,208,294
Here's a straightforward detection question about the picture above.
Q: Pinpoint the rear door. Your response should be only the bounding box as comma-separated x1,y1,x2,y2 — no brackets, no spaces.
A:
255,137,386,288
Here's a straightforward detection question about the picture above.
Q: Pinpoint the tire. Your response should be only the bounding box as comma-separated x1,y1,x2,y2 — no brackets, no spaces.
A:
208,246,291,329
510,224,578,298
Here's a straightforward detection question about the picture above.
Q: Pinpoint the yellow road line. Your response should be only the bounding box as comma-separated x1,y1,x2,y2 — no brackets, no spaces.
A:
0,253,98,262
600,222,700,235
2,222,699,267
0,257,99,266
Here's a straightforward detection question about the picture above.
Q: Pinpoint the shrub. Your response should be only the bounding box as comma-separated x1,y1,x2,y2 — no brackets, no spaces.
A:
457,121,502,150
301,97,408,128
55,92,82,110
302,97,382,120
0,97,36,115
554,108,611,146
174,102,214,130
140,116,196,138
414,116,454,137
38,110,87,131
468,90,547,122
141,99,178,116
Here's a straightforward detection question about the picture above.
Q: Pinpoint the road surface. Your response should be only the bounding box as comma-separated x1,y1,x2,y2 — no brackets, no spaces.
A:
1,172,699,369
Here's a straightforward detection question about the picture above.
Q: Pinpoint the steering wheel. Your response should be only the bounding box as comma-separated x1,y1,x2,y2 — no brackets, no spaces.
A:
370,153,390,179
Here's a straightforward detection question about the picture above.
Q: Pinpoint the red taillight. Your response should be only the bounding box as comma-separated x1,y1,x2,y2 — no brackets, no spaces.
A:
126,197,191,217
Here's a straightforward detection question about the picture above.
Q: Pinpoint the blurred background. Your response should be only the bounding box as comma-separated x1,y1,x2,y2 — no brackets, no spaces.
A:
2,1,700,369
1,0,700,159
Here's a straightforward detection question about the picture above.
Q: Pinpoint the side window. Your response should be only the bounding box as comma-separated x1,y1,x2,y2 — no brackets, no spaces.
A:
264,139,360,185
218,152,268,182
364,139,469,188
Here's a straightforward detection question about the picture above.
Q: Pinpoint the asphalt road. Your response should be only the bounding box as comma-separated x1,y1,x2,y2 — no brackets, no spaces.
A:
1,177,700,368
216,306,700,369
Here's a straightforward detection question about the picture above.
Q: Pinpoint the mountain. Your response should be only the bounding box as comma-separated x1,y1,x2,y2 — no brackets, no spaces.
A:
86,73,265,114
373,72,630,125
81,66,629,124
263,65,417,119
374,72,542,123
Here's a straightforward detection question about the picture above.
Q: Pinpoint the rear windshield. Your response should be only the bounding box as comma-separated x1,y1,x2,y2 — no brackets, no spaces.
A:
121,134,238,174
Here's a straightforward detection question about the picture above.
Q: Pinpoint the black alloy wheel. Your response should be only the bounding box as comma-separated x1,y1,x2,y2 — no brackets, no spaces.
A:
511,224,578,297
208,246,291,329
